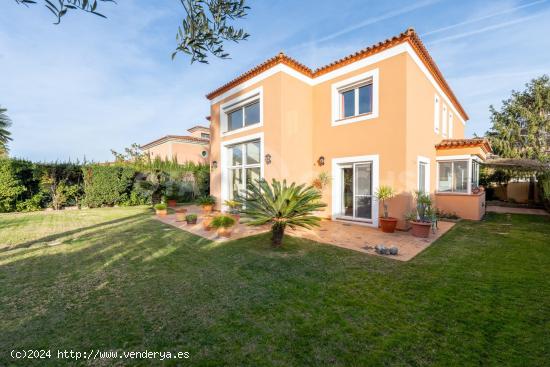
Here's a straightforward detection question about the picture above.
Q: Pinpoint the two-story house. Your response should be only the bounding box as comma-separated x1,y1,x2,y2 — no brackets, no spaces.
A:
141,125,210,164
207,28,490,229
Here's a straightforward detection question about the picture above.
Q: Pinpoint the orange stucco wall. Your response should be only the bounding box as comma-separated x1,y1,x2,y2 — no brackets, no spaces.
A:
435,192,486,220
145,141,209,164
209,44,474,225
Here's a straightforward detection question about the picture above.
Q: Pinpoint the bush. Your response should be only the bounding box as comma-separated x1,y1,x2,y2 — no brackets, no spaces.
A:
211,215,235,229
197,195,216,206
185,214,197,221
0,158,27,212
15,192,44,212
154,203,167,210
82,165,136,207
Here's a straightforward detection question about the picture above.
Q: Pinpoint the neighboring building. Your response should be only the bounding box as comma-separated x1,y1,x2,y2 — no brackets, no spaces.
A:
206,28,491,228
141,125,210,164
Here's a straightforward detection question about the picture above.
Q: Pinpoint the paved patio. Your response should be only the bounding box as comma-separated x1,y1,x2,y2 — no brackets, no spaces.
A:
156,205,455,261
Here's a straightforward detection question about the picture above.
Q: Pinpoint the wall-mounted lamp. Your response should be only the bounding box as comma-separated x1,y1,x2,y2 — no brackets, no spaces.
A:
317,156,325,166
265,154,272,165
211,160,218,169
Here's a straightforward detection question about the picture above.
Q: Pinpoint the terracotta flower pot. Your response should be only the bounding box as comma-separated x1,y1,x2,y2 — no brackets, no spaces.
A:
217,227,233,238
379,217,398,233
410,221,431,238
186,218,197,225
202,204,213,214
175,211,187,222
155,209,167,217
167,199,177,208
202,216,214,230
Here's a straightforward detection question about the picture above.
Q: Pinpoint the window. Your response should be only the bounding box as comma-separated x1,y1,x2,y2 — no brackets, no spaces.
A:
220,87,263,135
438,160,468,193
201,133,210,139
339,81,373,119
471,160,480,189
418,162,427,193
448,112,453,138
331,69,379,126
228,140,261,199
442,105,448,137
227,101,260,132
434,95,440,134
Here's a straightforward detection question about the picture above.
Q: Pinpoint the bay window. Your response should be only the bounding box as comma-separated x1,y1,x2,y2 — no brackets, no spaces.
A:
437,157,481,194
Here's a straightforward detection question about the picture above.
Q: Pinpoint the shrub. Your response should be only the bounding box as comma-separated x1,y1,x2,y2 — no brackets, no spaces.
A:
15,192,44,212
82,165,136,207
211,214,235,229
197,195,216,206
154,203,167,210
0,158,28,212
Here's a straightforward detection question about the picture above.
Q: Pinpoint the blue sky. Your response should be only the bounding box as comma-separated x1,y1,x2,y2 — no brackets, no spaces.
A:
1,0,549,162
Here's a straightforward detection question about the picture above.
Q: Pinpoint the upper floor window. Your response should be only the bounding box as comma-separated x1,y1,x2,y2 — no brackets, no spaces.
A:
442,105,448,137
201,133,210,139
228,101,260,131
434,95,440,134
220,86,263,136
448,112,453,138
331,69,379,126
340,82,373,119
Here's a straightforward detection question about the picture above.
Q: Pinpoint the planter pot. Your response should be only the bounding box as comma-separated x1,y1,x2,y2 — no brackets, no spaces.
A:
410,221,432,238
202,204,213,214
217,227,233,238
186,218,197,225
379,217,398,233
167,199,177,208
202,216,214,230
155,209,167,217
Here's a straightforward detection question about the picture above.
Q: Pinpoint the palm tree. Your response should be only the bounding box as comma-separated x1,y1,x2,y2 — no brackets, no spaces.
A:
241,179,326,247
0,106,12,155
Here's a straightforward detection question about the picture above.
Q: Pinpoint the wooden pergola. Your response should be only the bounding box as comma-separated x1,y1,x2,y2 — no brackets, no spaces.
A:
483,158,550,172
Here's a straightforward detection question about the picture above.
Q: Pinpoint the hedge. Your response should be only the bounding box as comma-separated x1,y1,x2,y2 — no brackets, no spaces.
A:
82,165,136,208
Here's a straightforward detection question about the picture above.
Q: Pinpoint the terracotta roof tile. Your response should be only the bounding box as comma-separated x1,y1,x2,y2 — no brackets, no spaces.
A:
206,28,468,121
140,135,209,149
435,138,492,153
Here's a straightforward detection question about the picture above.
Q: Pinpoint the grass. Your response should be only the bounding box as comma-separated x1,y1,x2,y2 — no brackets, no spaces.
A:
0,208,548,366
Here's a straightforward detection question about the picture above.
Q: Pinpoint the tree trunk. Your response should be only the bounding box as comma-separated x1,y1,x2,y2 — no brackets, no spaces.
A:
271,222,286,247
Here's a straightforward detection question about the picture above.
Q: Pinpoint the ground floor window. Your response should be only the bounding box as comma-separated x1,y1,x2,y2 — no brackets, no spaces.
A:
227,140,261,199
438,160,468,193
471,160,480,189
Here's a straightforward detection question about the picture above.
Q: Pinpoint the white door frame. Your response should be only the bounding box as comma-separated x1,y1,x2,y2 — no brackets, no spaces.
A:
331,154,380,227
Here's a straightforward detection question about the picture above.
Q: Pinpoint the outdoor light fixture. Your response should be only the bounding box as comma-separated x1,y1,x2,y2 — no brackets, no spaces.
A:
317,156,325,166
212,160,218,169
265,154,272,165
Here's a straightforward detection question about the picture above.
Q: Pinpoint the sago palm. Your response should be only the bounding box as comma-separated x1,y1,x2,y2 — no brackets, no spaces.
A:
0,106,12,155
241,179,326,247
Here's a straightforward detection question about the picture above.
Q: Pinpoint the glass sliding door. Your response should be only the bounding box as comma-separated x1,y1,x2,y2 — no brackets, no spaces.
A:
339,162,373,221
228,140,261,199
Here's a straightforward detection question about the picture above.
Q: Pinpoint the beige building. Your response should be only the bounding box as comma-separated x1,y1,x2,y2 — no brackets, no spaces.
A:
141,125,210,164
207,28,490,227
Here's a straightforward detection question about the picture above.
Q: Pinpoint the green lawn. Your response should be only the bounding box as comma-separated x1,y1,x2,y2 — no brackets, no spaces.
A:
0,208,548,366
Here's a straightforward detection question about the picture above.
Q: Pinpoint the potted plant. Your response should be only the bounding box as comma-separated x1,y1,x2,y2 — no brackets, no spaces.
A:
175,207,187,221
211,214,236,238
154,203,167,217
198,195,216,214
375,185,397,233
166,195,178,208
165,181,179,207
202,214,214,230
312,172,331,190
224,199,242,222
406,191,434,238
185,213,197,224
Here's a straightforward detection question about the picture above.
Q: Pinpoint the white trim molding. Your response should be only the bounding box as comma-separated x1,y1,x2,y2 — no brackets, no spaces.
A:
331,154,380,228
220,132,265,207
331,68,379,126
219,86,263,137
417,156,431,193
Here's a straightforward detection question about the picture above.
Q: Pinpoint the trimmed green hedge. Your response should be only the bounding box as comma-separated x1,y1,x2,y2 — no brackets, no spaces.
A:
82,165,136,208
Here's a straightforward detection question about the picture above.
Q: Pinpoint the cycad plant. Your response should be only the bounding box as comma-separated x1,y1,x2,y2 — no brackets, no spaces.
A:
241,179,326,247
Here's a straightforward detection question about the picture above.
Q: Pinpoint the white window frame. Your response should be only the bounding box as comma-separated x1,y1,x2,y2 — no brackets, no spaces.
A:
331,69,379,126
220,87,263,137
434,95,440,134
417,156,430,193
220,132,264,207
436,155,481,195
331,154,380,228
441,105,448,137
